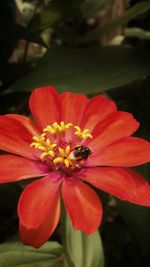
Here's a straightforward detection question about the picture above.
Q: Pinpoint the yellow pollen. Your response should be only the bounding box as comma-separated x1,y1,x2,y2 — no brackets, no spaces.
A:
36,145,47,151
54,145,71,167
58,147,65,157
59,121,73,132
64,158,70,168
74,126,93,140
65,145,70,155
43,121,73,135
58,146,70,157
32,133,46,142
53,157,64,164
43,125,56,135
30,121,92,168
40,152,48,160
30,133,56,160
40,149,55,160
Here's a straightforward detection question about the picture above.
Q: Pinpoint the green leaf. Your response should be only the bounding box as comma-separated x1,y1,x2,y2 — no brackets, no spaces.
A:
30,7,63,33
0,241,65,267
65,215,104,267
77,1,150,44
30,0,83,33
124,27,150,40
81,0,114,19
9,46,150,94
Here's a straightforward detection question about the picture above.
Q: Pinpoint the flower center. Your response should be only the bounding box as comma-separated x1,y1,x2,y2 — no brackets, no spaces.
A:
30,121,92,172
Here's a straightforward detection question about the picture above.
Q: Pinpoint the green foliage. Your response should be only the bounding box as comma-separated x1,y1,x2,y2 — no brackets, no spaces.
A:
1,1,150,267
0,242,64,267
81,0,114,19
30,7,63,33
78,1,150,44
30,0,84,33
65,215,104,267
9,46,150,94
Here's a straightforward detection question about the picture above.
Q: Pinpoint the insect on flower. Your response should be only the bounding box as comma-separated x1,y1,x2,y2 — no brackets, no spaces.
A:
69,146,91,161
0,85,150,248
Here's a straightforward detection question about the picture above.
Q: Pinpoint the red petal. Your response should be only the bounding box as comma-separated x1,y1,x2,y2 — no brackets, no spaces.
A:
18,174,61,228
29,86,60,129
87,111,139,150
123,169,150,206
0,155,49,183
60,92,88,125
80,167,135,201
19,198,60,248
62,177,102,234
80,167,150,206
80,95,117,131
7,114,41,135
0,116,35,159
88,137,150,167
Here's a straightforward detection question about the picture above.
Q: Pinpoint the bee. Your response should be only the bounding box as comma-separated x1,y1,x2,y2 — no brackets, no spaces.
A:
69,146,91,161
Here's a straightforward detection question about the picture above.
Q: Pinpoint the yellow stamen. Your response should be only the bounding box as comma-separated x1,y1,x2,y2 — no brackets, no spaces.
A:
30,142,39,148
40,152,49,160
31,133,57,160
30,121,92,168
74,126,81,132
74,126,93,140
44,122,73,135
65,145,70,155
58,147,65,157
43,125,55,135
64,158,70,168
48,150,55,157
40,149,55,160
53,145,71,167
53,157,64,164
37,145,47,151
60,121,73,132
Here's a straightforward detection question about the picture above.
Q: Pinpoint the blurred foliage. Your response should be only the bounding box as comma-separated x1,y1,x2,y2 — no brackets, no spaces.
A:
1,0,150,267
77,1,150,44
8,46,150,95
0,241,64,267
63,213,104,267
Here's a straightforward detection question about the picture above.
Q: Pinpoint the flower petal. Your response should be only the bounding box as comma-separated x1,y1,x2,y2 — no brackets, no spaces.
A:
0,155,49,183
87,111,139,150
29,86,60,129
122,169,150,206
80,167,150,206
60,92,88,125
19,198,60,248
62,177,102,234
80,95,117,131
80,167,135,201
18,174,61,228
88,137,150,167
7,114,41,136
0,116,35,159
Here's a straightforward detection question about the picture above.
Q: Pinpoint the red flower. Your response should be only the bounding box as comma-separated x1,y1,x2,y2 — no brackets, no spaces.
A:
0,86,150,248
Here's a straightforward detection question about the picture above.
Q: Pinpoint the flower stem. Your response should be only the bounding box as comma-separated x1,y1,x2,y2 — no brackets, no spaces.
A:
61,200,76,267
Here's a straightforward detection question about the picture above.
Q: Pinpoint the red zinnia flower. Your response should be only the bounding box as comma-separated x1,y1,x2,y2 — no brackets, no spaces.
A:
0,86,150,248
